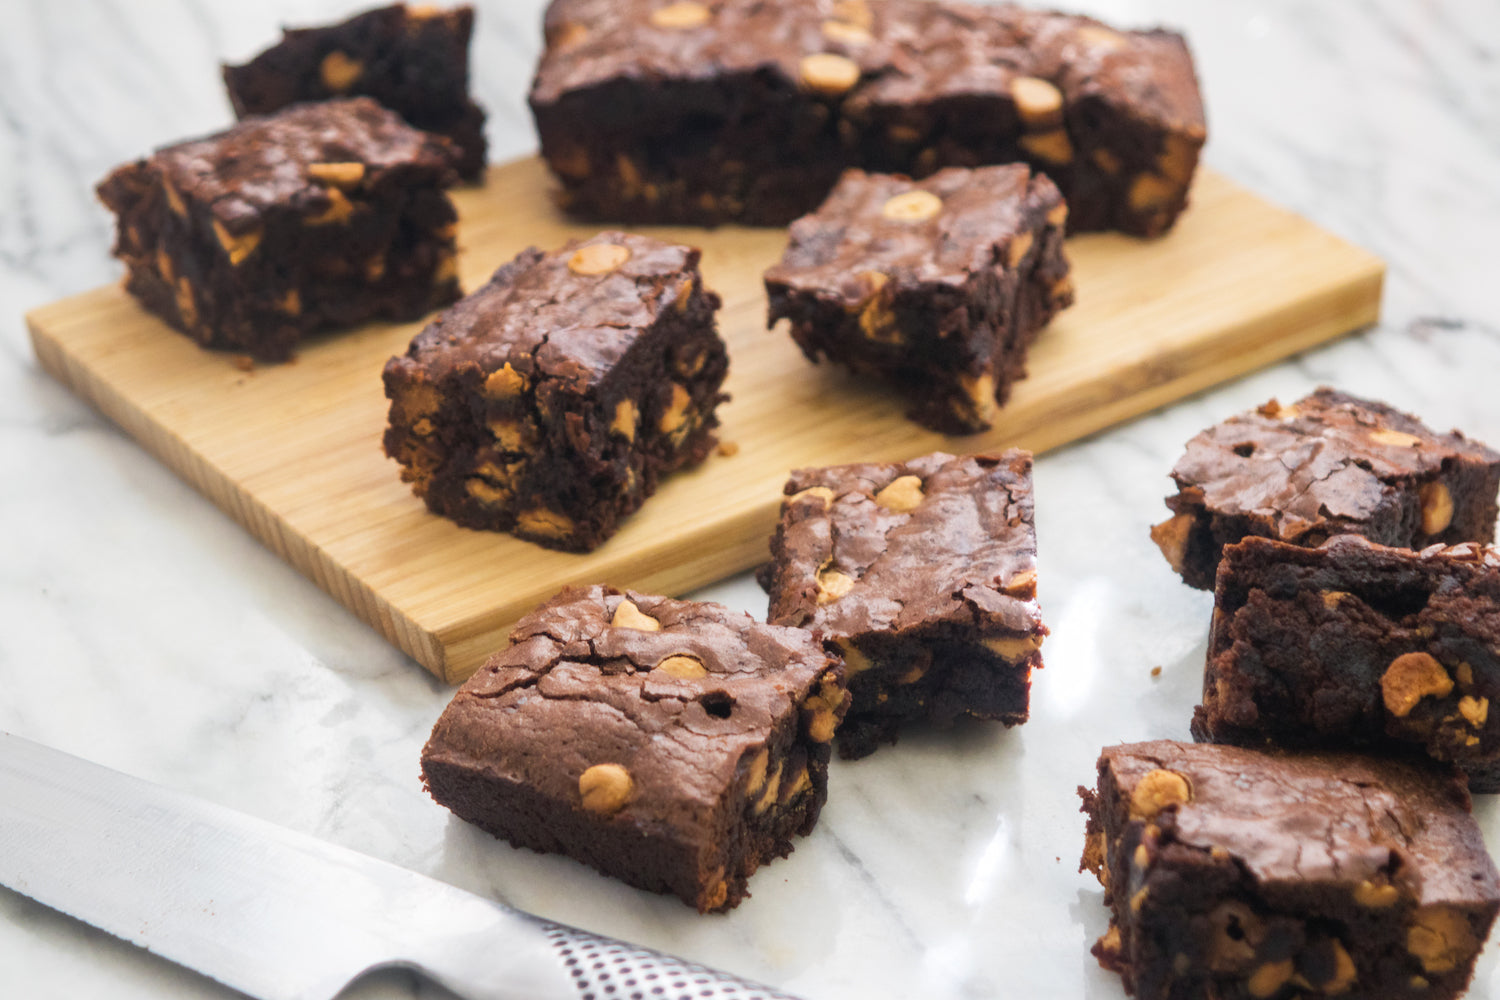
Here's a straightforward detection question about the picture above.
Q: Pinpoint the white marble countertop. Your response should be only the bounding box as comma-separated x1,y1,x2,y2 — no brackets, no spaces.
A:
4,1,1500,998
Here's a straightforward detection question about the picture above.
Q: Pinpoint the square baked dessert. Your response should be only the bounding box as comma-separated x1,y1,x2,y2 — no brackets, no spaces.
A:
1194,534,1500,791
1152,388,1500,589
96,98,461,361
530,0,1205,235
382,232,728,551
1080,740,1500,1000
420,585,849,912
223,3,488,181
764,165,1071,434
762,450,1046,759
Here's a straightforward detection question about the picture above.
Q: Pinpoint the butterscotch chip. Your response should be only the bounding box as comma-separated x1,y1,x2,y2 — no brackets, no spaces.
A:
1010,76,1063,126
1006,231,1034,268
211,220,262,266
880,189,944,222
816,567,856,604
1022,129,1073,164
1407,905,1479,974
822,19,873,45
649,2,710,29
1129,769,1192,819
655,654,708,679
1370,428,1422,448
799,52,861,95
873,475,923,513
319,50,363,92
515,507,575,540
483,363,528,399
1421,481,1454,534
568,242,631,275
307,162,366,188
579,763,633,814
1382,652,1453,717
611,599,661,631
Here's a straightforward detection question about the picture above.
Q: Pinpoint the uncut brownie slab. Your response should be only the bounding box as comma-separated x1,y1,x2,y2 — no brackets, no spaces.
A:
1195,535,1500,791
420,585,848,912
97,98,460,361
764,165,1072,434
1080,740,1500,1000
530,0,1205,235
382,232,727,551
223,3,488,181
762,450,1046,759
1152,388,1500,590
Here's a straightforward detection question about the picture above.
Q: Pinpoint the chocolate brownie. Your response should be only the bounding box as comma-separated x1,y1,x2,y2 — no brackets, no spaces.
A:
1193,535,1500,792
223,3,488,181
764,165,1072,434
1080,740,1500,1000
762,451,1046,759
420,585,848,912
97,99,460,361
382,232,727,551
530,0,1206,235
1152,388,1500,590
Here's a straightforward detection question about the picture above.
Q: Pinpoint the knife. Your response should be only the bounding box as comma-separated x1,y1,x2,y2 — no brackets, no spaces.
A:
0,730,802,1000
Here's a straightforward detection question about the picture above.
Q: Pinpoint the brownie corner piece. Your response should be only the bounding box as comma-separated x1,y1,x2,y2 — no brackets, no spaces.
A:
222,3,488,181
96,97,461,361
1198,534,1500,791
763,450,1046,758
1080,740,1500,1000
382,232,728,551
419,585,848,911
1152,387,1500,589
764,165,1072,434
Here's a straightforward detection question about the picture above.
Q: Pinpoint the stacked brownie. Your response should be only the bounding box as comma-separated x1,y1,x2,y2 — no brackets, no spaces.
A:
97,98,462,361
1075,389,1500,999
224,3,489,181
531,0,1206,236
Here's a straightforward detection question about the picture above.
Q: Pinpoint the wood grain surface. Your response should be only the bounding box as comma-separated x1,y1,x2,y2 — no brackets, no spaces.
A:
28,157,1384,683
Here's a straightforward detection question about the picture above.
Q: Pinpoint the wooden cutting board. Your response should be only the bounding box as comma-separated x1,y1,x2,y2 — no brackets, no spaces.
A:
28,157,1383,683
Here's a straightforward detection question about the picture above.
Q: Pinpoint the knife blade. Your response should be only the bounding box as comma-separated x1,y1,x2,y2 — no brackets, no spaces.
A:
0,730,802,1000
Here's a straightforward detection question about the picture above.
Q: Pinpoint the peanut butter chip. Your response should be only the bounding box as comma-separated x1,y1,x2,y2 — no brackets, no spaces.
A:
515,508,574,540
799,52,861,95
1369,428,1422,448
1407,905,1478,974
981,634,1043,660
1129,769,1192,819
1003,569,1038,599
649,2,710,29
319,50,363,92
880,189,943,222
815,567,856,604
1010,76,1063,126
1006,231,1034,268
1382,652,1453,717
568,243,631,275
1421,481,1454,535
307,162,366,188
1459,695,1489,728
655,654,708,679
610,599,661,632
483,363,527,399
1076,24,1126,51
873,475,924,512
790,485,836,508
1353,880,1401,908
211,220,262,266
579,763,633,814
611,399,639,441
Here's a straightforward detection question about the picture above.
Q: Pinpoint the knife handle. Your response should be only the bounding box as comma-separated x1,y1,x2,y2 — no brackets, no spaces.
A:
531,920,804,1000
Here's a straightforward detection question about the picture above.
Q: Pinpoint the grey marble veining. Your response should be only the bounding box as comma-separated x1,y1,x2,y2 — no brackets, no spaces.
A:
3,1,1500,998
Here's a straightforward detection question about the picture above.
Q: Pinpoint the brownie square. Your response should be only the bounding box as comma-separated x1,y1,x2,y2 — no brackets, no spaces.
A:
1152,388,1500,589
529,0,1205,235
762,450,1046,759
1194,535,1500,791
764,165,1071,434
223,3,488,181
420,585,848,912
96,98,461,361
1080,740,1500,1000
382,232,728,551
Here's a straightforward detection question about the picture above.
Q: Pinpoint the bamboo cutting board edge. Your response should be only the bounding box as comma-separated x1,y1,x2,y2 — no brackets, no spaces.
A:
27,160,1386,683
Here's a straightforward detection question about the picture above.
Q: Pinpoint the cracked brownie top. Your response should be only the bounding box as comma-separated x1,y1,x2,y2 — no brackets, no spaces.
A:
1169,388,1500,538
765,450,1043,638
426,585,842,814
387,232,714,389
1094,740,1495,902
